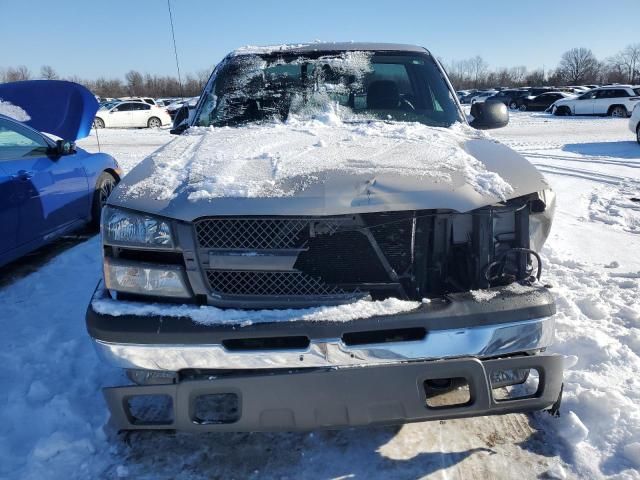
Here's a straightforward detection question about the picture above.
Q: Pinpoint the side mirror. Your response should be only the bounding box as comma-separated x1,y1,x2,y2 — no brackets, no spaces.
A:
53,139,74,156
170,105,190,135
469,101,509,130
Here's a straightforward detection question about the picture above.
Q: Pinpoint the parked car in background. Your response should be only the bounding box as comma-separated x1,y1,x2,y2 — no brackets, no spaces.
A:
470,90,498,104
486,89,530,109
509,87,555,109
518,92,573,111
458,90,479,104
0,80,121,268
166,97,197,119
551,85,640,117
120,96,158,106
93,101,171,128
630,103,640,144
156,98,177,107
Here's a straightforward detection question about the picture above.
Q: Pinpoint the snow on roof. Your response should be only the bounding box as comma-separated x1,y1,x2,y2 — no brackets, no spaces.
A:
231,42,428,57
122,114,513,204
0,99,30,122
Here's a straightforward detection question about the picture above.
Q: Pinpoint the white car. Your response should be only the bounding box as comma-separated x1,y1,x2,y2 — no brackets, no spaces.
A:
120,96,158,106
629,103,640,144
551,85,640,117
94,101,172,128
470,90,498,104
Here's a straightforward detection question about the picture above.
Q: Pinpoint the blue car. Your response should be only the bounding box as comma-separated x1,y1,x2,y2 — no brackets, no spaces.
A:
0,80,121,268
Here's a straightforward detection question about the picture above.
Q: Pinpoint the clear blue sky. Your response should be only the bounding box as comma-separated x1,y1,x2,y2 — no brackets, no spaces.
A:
1,0,639,79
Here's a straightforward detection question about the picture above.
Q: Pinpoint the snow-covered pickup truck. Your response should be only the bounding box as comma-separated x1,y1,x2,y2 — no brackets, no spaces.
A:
86,43,563,431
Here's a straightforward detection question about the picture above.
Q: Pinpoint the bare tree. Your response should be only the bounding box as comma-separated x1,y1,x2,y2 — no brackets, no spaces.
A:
469,56,489,88
5,65,31,82
125,70,144,95
40,65,58,80
608,43,640,84
557,48,600,84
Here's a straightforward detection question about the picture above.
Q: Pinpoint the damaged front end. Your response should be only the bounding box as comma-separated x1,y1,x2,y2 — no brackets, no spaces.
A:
100,190,554,309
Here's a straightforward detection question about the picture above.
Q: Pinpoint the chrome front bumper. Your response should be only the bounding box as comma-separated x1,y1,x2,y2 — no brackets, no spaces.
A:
92,315,555,371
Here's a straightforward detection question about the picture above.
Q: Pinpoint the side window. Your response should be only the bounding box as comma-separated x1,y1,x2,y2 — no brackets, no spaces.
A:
132,103,150,110
595,90,611,99
0,118,49,161
114,103,133,112
613,89,629,98
580,91,597,100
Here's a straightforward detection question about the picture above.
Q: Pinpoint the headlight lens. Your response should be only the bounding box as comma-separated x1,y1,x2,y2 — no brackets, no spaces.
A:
103,206,174,249
104,259,190,298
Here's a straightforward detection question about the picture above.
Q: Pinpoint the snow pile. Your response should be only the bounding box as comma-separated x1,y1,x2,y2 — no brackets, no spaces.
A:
92,294,420,327
123,117,513,203
0,99,30,121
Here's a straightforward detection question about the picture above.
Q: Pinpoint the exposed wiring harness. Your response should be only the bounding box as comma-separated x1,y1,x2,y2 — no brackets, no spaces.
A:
483,247,543,285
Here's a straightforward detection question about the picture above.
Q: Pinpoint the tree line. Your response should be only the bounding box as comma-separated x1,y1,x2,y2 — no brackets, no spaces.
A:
1,44,639,97
0,65,211,98
444,44,640,90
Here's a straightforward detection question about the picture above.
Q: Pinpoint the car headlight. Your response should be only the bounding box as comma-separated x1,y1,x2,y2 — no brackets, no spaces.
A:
102,206,174,249
104,258,191,298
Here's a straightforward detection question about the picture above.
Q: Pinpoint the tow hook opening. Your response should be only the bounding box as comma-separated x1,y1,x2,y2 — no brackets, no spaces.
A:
424,377,471,409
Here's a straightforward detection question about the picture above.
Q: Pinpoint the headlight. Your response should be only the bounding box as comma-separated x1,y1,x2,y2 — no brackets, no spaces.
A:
104,258,190,298
102,206,174,249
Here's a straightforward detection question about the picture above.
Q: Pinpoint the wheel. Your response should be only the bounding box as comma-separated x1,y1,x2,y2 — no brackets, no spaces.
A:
637,124,640,145
519,104,527,112
93,117,105,129
91,172,117,230
147,116,162,128
610,106,627,118
509,101,518,110
555,106,571,116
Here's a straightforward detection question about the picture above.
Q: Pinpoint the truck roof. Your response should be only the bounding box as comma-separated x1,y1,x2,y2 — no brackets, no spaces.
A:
231,42,430,57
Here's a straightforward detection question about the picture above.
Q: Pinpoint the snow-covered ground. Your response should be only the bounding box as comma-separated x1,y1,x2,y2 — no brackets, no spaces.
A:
1,112,639,479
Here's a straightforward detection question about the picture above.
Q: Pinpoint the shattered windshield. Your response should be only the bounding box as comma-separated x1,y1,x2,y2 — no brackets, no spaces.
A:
195,51,462,128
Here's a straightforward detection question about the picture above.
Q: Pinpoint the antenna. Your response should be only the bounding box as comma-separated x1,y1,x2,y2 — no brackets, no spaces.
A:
93,121,101,152
167,0,184,98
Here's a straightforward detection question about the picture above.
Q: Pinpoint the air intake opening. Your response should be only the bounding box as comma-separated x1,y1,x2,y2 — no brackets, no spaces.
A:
222,336,310,351
342,327,426,346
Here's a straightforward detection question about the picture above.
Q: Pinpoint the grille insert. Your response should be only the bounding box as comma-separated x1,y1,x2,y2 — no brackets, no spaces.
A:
196,218,310,250
205,270,351,297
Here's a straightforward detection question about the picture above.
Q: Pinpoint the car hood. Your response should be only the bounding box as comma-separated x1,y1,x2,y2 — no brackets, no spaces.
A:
108,120,549,220
0,80,98,141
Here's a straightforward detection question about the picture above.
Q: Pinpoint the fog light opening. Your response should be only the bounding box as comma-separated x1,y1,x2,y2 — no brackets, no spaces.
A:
125,394,174,425
492,368,540,401
192,393,240,425
424,377,471,409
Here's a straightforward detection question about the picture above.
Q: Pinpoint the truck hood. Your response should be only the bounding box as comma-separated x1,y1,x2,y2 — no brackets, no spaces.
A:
108,120,549,220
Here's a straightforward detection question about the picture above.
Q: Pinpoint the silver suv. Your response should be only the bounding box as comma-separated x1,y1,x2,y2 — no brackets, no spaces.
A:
87,43,563,431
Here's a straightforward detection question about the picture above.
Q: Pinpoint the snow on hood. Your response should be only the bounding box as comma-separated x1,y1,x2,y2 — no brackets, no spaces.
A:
109,116,549,219
0,100,31,122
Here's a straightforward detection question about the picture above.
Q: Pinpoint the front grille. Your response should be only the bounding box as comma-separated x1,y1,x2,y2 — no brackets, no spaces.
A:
195,216,404,306
205,270,350,296
195,218,311,250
